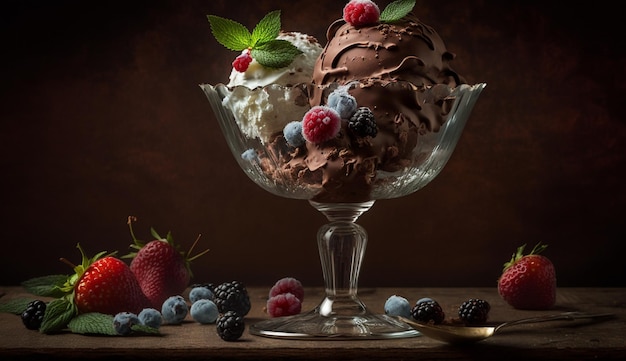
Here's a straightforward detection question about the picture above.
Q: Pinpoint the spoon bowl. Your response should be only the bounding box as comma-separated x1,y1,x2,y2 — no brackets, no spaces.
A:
399,312,615,344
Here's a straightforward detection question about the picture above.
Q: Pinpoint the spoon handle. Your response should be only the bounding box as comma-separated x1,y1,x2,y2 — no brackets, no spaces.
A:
495,312,615,332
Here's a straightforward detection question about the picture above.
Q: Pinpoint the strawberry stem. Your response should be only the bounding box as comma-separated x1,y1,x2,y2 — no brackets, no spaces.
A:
187,234,210,262
59,258,76,269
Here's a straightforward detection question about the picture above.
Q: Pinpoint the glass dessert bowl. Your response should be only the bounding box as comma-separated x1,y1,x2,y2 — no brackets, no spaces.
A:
201,81,486,339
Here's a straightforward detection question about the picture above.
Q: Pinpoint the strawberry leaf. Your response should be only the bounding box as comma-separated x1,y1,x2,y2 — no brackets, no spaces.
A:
207,15,252,51
0,297,35,315
251,10,281,47
68,313,118,336
39,298,77,334
22,275,69,298
380,0,416,23
252,40,303,68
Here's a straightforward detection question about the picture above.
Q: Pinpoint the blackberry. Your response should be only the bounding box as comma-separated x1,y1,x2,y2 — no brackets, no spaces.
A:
410,300,445,324
458,298,491,325
213,281,251,316
216,311,245,341
21,300,46,330
348,107,377,138
190,282,215,293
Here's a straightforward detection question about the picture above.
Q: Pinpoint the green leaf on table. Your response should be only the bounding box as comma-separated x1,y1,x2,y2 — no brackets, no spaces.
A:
131,324,161,335
0,297,35,314
68,313,118,336
39,298,77,334
22,275,69,298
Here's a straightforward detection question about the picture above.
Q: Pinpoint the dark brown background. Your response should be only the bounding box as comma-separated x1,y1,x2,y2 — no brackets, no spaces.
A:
1,0,624,288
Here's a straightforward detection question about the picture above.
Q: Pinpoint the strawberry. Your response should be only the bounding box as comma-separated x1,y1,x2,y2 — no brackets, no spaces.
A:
497,243,557,310
124,216,209,309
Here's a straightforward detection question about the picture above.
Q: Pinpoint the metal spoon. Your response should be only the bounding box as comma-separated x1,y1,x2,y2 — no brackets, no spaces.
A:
399,312,615,344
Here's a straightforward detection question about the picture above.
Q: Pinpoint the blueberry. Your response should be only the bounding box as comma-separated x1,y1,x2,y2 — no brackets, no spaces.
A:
138,308,163,329
190,299,219,324
161,295,188,324
283,121,305,147
113,312,139,335
241,149,258,162
327,88,357,119
189,287,214,304
384,295,411,318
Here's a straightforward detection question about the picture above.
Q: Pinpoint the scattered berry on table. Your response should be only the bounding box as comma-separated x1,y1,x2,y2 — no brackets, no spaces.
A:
161,295,188,324
266,293,302,317
458,298,491,325
301,106,342,144
348,107,377,138
283,121,305,147
138,308,163,329
213,281,251,316
190,299,219,324
269,277,304,302
232,49,253,72
497,243,556,310
21,300,46,330
343,0,380,27
411,299,445,324
327,87,358,119
189,286,214,304
216,311,245,341
113,312,140,335
384,295,411,319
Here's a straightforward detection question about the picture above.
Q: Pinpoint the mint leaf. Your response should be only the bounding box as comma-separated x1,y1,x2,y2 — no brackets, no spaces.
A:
0,297,35,314
251,10,281,47
22,275,69,298
68,313,118,336
131,324,161,335
40,298,77,334
207,15,251,51
252,40,302,68
380,0,416,23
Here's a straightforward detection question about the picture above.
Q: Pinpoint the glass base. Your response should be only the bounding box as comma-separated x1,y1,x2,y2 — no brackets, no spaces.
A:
249,296,420,340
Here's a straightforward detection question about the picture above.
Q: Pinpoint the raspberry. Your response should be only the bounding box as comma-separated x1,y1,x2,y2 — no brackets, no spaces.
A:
327,87,358,119
458,298,491,325
232,50,252,72
161,295,188,325
283,121,305,147
411,299,445,324
113,312,140,335
384,295,411,318
266,293,302,317
269,277,304,302
216,311,245,341
343,0,380,27
190,299,219,324
214,281,251,316
348,107,377,138
138,308,163,329
21,300,46,330
301,106,342,143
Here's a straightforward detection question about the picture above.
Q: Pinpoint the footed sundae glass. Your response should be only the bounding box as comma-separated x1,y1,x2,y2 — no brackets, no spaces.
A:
201,81,486,339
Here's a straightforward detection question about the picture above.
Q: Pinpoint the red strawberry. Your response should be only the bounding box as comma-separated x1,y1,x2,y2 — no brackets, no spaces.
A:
124,216,209,309
497,243,557,310
74,256,150,315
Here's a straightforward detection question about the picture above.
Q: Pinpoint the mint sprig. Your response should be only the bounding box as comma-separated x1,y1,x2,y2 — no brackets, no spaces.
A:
380,0,416,23
207,10,302,69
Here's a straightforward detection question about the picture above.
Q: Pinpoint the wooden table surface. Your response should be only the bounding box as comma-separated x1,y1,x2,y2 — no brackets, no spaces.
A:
1,286,624,360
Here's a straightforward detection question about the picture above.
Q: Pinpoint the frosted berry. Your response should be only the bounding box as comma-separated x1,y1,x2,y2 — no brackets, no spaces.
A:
138,308,163,329
411,299,445,324
348,107,377,138
232,50,252,72
21,300,46,330
384,295,411,318
327,87,358,119
113,312,140,335
302,106,342,143
190,299,219,324
458,298,491,325
269,277,304,302
266,293,302,317
216,311,245,341
161,295,188,324
343,0,380,27
283,121,306,147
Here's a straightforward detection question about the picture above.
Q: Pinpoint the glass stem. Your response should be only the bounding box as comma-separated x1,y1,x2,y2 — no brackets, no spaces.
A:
310,201,375,317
